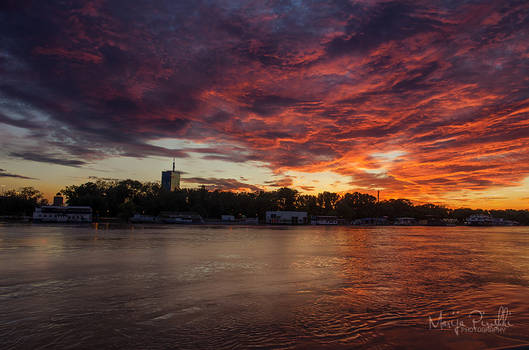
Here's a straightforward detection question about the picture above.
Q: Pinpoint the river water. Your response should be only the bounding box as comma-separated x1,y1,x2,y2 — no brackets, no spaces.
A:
1,224,529,349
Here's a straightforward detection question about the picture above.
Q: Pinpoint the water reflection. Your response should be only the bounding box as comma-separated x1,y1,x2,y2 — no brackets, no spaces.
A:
0,224,528,349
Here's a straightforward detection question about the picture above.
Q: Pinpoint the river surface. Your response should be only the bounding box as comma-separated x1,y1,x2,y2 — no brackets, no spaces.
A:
1,224,529,349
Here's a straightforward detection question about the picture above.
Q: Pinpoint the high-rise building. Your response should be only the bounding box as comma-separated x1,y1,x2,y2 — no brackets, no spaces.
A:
53,192,64,206
161,159,181,191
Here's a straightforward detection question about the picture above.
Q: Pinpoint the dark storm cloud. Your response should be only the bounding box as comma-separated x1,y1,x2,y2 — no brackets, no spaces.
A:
1,0,529,198
9,152,87,167
87,176,120,181
325,1,443,57
243,91,305,115
0,169,36,180
0,113,38,130
390,62,440,93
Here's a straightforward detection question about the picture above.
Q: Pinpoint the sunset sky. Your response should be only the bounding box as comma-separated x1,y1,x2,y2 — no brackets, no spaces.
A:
1,0,529,208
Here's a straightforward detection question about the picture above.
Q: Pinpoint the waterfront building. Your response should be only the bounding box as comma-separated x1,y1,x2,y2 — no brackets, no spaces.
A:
492,218,519,226
33,206,92,223
130,212,204,224
464,214,518,226
311,215,338,225
394,217,417,226
130,214,157,223
158,211,204,224
352,217,390,226
465,214,494,226
442,218,458,226
243,217,259,225
161,159,181,191
265,211,308,224
221,215,235,222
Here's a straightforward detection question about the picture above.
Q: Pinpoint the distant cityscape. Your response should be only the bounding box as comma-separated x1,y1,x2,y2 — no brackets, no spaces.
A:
1,161,528,226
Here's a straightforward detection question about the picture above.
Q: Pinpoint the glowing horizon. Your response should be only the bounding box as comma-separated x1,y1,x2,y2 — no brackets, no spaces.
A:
1,1,529,209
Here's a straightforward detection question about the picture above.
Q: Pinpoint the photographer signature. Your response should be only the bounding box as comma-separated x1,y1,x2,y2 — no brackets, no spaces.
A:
428,306,512,335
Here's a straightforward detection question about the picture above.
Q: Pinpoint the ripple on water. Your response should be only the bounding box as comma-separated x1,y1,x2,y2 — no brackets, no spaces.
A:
1,225,529,349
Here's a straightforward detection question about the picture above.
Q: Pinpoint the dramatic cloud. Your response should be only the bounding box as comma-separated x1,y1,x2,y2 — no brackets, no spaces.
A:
9,152,87,167
0,169,35,180
265,176,295,188
1,0,529,200
183,177,262,192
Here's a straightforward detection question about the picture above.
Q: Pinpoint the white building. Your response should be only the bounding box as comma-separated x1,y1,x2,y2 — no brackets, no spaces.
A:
465,214,493,226
266,211,308,224
33,206,92,223
158,212,204,224
311,216,338,225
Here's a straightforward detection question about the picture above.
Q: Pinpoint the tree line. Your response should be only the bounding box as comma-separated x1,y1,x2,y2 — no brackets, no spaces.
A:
0,187,48,217
2,179,528,224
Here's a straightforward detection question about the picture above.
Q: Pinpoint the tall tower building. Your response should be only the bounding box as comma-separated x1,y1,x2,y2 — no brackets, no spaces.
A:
53,192,64,206
161,158,181,191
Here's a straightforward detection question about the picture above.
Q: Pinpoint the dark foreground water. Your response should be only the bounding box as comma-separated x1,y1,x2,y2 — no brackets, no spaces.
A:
1,224,529,349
